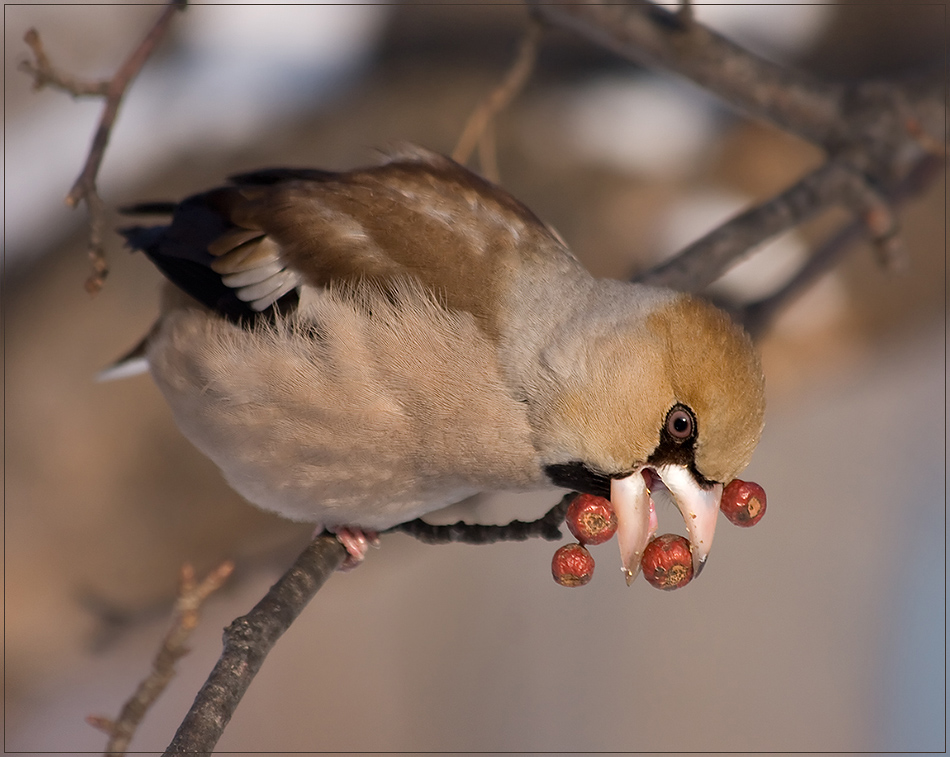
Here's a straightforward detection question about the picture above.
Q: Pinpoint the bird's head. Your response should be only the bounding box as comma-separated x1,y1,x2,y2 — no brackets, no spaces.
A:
537,289,765,584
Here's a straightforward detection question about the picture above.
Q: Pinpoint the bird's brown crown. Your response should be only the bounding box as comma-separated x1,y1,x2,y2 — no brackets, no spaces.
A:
648,295,765,483
544,293,765,485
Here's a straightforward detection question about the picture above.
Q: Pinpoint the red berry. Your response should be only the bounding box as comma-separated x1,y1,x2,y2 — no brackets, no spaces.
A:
552,543,595,587
566,493,618,545
720,479,767,527
641,534,693,591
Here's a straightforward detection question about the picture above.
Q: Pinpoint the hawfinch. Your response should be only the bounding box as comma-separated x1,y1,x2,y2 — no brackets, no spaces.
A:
118,145,765,583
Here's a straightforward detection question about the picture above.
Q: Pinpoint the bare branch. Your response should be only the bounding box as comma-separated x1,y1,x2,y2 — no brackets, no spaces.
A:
528,0,945,175
21,0,186,293
637,151,937,298
63,0,185,211
87,561,234,757
20,28,110,96
635,159,865,291
160,495,575,753
453,19,541,177
527,0,846,147
390,493,573,544
738,153,944,338
163,535,345,755
530,0,944,328
528,2,944,155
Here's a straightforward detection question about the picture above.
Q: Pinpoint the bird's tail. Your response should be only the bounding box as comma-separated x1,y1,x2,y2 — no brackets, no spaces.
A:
96,330,153,382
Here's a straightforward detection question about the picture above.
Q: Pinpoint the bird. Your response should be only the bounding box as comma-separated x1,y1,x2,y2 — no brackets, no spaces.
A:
115,144,765,583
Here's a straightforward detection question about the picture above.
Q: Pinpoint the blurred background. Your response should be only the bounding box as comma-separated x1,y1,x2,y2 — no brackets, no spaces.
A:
4,2,945,753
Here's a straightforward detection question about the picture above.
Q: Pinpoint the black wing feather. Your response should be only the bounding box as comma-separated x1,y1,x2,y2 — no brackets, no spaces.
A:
227,167,337,186
120,188,299,324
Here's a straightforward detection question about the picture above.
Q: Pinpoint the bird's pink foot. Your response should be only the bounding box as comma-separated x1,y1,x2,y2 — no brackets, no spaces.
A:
330,527,380,571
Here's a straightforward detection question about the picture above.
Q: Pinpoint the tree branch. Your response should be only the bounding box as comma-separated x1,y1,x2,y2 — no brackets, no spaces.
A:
528,0,846,146
453,19,541,180
21,28,111,96
738,152,945,338
636,160,847,291
20,0,186,293
635,156,910,292
529,1,944,159
162,498,574,753
389,493,573,544
87,562,234,757
530,0,945,327
163,535,345,755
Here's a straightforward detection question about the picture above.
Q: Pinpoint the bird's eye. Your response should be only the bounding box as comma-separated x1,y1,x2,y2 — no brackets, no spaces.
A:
666,405,695,440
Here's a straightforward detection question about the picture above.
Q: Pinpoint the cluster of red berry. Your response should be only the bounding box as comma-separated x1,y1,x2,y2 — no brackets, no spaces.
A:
552,479,766,590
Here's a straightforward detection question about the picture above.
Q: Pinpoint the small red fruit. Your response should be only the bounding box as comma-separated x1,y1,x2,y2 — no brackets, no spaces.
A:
641,534,693,591
552,543,595,587
720,479,767,527
566,493,618,545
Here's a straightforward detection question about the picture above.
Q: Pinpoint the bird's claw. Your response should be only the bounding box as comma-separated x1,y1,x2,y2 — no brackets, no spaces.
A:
331,527,380,571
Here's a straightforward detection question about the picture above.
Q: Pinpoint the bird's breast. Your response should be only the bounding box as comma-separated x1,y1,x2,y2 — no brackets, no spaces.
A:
146,282,546,529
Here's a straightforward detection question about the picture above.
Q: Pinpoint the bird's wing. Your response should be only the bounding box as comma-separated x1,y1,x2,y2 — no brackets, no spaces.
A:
122,146,580,338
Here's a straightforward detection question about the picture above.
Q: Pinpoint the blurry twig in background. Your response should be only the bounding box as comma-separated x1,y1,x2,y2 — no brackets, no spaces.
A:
637,157,910,293
87,561,233,757
19,0,186,294
529,0,946,325
21,28,111,97
675,0,695,28
738,153,945,338
528,0,944,151
452,19,541,181
637,160,859,292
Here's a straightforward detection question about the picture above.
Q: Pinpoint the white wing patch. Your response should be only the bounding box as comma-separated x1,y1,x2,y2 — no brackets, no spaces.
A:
208,229,302,311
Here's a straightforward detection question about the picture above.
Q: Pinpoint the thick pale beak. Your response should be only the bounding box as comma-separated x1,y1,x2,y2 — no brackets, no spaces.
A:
610,472,658,585
654,464,723,577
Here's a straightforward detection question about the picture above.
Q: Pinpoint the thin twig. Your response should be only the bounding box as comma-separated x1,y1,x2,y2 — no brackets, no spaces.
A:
453,19,541,173
477,121,501,184
739,153,944,337
635,153,931,295
736,218,864,340
20,29,110,96
389,493,573,544
64,0,185,211
87,561,234,757
163,535,345,755
20,0,186,293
